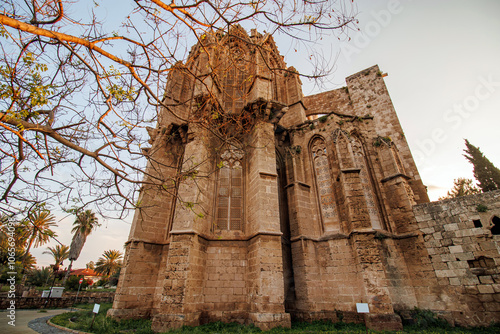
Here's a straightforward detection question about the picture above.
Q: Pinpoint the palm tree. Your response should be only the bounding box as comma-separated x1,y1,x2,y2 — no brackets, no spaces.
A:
27,266,52,287
43,244,69,269
63,210,100,284
86,261,95,270
0,215,28,265
20,207,57,280
95,250,123,278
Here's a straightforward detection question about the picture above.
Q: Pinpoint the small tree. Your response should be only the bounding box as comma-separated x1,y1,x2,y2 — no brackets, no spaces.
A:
27,266,52,287
20,206,57,282
63,210,100,284
464,139,500,192
439,178,481,200
95,250,123,278
43,244,69,269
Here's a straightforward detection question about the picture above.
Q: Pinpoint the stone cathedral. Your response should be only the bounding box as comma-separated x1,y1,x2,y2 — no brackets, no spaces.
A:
108,27,500,331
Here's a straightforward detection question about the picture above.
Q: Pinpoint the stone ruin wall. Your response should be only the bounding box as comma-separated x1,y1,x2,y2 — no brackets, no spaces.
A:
414,190,500,326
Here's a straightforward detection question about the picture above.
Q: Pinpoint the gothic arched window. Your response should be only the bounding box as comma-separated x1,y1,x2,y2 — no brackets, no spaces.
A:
215,147,244,231
311,137,340,232
223,47,248,113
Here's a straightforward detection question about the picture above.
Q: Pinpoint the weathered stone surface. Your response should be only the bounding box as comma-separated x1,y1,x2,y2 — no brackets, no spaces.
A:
108,28,500,331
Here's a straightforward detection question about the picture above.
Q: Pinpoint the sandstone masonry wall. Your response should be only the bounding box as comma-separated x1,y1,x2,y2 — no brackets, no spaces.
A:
414,190,500,326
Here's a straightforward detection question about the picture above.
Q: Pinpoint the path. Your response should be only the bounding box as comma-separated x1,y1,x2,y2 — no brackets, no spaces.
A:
0,309,70,334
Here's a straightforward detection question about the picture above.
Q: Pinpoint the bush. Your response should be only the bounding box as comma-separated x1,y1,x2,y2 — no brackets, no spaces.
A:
318,115,328,123
27,266,51,287
96,278,109,287
476,204,488,212
65,275,90,291
406,308,450,329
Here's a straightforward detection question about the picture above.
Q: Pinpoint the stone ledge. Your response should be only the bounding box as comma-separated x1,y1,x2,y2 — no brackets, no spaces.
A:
169,229,282,242
285,181,311,189
124,239,169,246
341,168,361,174
381,173,411,183
259,171,278,178
290,229,418,243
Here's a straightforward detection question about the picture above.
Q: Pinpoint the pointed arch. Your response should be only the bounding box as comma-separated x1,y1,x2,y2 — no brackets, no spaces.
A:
220,45,249,113
375,136,406,176
269,52,287,104
214,141,245,231
350,135,384,230
332,129,355,169
309,136,340,232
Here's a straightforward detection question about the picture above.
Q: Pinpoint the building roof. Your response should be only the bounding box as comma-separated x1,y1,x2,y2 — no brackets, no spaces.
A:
70,268,101,277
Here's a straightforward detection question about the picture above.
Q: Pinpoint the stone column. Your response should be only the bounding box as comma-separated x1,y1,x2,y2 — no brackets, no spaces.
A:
246,121,291,329
109,127,183,320
151,124,211,331
349,233,404,331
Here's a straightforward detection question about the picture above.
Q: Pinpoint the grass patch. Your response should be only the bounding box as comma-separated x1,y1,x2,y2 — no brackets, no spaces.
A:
168,322,262,333
51,303,153,334
50,311,500,334
73,302,113,311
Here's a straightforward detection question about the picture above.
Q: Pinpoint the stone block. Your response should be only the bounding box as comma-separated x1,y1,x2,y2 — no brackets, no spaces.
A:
448,245,463,254
444,224,459,231
477,285,495,294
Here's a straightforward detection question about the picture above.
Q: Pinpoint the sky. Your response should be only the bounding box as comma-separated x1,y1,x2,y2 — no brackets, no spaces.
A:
31,0,500,268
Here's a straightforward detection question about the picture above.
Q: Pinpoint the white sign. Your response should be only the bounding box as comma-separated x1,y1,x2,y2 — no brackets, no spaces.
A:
93,304,100,314
356,303,370,313
50,287,64,298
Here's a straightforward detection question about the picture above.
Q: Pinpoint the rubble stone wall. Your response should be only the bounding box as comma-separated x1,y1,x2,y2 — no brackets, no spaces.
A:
414,190,500,326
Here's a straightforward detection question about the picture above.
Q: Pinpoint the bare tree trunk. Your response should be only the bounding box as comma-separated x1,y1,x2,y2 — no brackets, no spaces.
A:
62,259,73,285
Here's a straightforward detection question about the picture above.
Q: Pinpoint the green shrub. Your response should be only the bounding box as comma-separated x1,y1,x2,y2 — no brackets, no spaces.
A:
97,278,109,286
65,275,90,291
476,204,488,212
406,308,450,330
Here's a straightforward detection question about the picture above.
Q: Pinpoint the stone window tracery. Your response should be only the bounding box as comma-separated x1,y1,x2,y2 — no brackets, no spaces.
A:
223,47,248,113
311,137,339,231
351,139,383,230
269,55,286,104
215,147,244,231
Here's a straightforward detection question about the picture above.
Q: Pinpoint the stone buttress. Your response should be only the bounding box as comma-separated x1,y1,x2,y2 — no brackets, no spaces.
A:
109,28,499,331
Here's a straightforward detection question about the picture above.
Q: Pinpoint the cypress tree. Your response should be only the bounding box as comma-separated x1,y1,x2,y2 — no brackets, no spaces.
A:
463,139,500,192
438,178,480,200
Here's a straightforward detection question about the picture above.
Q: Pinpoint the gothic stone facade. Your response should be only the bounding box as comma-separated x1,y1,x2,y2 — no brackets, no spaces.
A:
108,28,500,331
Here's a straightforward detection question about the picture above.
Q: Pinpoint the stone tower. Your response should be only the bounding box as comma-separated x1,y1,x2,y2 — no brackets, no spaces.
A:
109,27,500,331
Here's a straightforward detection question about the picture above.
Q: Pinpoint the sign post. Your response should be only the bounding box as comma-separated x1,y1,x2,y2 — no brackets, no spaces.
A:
356,303,370,334
90,303,100,330
71,278,84,312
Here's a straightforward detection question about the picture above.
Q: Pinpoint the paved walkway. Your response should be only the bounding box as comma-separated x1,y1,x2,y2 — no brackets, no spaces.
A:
0,309,70,334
